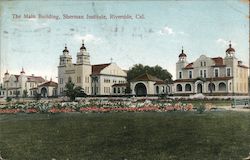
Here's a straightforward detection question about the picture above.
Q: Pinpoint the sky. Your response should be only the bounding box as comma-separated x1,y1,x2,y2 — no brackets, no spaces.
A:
0,0,249,82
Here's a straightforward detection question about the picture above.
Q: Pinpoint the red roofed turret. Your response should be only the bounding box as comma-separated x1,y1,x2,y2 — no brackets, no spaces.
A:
226,41,235,57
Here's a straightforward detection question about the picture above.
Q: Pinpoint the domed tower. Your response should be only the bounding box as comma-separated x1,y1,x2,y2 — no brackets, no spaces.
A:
225,41,235,57
20,67,25,75
59,44,72,66
77,40,90,65
3,70,10,82
178,46,187,62
176,47,188,79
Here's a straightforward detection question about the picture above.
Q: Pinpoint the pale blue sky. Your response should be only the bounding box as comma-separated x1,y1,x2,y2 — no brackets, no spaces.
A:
0,0,249,82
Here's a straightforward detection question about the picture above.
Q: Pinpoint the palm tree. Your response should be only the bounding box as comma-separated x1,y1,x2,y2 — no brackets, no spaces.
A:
64,81,82,101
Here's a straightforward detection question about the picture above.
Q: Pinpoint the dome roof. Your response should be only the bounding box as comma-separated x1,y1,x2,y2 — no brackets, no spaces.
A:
179,47,187,57
63,46,69,52
4,70,9,75
20,67,25,74
80,43,86,50
80,40,86,50
20,68,25,74
226,42,235,53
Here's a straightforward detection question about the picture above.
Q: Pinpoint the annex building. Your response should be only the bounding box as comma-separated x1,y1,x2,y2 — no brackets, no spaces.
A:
174,42,248,96
57,41,127,96
0,68,58,98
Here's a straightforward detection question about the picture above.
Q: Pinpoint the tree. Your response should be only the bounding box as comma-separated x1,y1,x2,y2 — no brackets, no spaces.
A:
127,64,173,82
34,91,41,101
64,81,82,101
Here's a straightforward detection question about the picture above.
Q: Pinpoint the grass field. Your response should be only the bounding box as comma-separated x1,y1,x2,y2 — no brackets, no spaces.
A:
1,112,250,160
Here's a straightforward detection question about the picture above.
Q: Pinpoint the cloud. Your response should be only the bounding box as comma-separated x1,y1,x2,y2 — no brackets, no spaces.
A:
157,26,188,37
216,38,236,47
158,26,175,36
74,34,102,43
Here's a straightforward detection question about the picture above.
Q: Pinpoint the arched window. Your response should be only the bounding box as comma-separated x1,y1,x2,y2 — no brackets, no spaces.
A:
185,84,191,91
176,84,182,92
219,82,226,91
208,83,216,92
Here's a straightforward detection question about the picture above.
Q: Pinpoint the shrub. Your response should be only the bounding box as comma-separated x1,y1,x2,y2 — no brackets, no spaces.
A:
6,97,12,103
196,102,206,114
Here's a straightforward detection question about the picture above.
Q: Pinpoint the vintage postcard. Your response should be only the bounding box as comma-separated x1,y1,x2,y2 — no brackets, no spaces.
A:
0,0,249,159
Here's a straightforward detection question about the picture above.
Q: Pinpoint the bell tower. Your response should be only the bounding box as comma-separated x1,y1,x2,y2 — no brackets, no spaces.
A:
225,41,235,58
176,46,188,79
77,40,90,65
59,44,72,66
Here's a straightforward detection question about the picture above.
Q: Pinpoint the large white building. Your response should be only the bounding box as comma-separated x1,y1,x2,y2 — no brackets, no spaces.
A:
174,42,248,96
57,41,127,96
0,68,58,98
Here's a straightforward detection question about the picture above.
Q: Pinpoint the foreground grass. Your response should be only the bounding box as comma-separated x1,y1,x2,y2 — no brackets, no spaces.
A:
0,112,250,160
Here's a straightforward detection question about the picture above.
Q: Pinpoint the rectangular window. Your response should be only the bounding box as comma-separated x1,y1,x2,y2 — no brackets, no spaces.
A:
200,70,203,77
60,87,64,93
201,62,203,67
204,70,207,78
204,62,206,66
60,78,63,84
113,88,116,93
189,70,192,79
118,88,121,93
179,72,182,79
214,68,219,77
226,68,231,77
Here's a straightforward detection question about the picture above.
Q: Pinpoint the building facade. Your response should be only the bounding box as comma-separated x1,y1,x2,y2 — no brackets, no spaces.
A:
0,68,57,98
57,41,127,96
130,73,172,96
174,43,248,96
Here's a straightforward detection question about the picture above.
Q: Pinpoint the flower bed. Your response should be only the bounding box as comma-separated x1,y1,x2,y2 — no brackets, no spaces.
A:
0,100,194,114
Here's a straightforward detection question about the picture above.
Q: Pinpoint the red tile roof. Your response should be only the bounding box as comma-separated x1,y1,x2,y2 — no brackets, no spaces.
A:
154,81,166,85
92,63,111,75
112,83,128,87
131,73,163,82
184,63,193,69
238,65,248,69
174,79,195,83
7,74,45,83
38,81,58,87
27,76,46,83
174,77,233,83
206,77,233,81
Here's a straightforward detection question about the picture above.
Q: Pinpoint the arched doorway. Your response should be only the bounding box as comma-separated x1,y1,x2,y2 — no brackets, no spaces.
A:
219,82,226,91
41,87,47,97
135,83,147,96
197,83,203,93
208,83,215,93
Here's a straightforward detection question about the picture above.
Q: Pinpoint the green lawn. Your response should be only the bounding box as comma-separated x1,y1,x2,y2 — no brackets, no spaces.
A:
0,112,250,160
